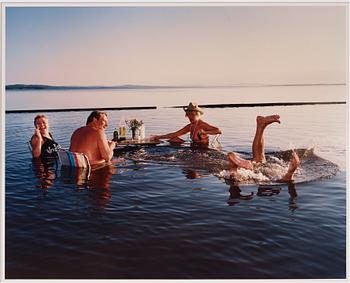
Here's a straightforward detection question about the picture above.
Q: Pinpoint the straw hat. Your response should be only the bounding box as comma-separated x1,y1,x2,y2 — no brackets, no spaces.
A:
183,102,204,115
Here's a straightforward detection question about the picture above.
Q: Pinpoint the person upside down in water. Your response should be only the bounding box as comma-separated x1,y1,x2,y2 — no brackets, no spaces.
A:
227,115,300,183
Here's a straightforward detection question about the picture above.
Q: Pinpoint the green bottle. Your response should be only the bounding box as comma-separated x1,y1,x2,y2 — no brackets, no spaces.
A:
113,128,119,141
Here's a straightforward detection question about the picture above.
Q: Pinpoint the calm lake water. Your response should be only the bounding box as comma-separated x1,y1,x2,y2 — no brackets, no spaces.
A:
5,86,347,279
5,84,346,110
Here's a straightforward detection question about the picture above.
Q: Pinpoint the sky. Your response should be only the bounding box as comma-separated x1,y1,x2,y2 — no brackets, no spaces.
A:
6,5,347,86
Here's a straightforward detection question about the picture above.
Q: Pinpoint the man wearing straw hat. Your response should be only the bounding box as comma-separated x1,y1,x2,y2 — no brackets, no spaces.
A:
151,102,222,147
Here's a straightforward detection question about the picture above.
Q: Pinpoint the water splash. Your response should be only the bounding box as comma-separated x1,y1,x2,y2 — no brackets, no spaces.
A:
126,146,340,184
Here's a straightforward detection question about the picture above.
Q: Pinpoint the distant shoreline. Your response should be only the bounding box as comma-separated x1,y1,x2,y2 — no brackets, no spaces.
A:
5,101,346,114
5,83,346,91
5,106,158,113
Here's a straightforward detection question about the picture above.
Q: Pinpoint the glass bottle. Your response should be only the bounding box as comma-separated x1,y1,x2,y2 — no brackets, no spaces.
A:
113,128,119,141
140,124,145,140
119,118,126,141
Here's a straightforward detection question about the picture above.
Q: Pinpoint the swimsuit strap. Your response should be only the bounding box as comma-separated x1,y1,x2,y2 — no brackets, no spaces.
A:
42,132,54,142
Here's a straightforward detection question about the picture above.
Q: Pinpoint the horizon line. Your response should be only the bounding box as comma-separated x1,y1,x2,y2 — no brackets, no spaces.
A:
5,82,346,91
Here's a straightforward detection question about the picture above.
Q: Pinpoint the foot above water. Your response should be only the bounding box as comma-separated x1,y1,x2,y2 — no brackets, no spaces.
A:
228,152,253,170
256,115,281,126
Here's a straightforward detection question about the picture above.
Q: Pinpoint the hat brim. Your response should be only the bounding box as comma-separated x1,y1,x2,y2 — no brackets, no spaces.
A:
183,107,204,115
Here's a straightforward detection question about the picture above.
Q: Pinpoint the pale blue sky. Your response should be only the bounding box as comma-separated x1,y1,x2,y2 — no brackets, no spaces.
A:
6,5,347,86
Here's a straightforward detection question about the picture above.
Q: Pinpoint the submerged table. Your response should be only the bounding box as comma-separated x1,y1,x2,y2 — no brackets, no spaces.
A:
116,139,161,146
114,139,161,154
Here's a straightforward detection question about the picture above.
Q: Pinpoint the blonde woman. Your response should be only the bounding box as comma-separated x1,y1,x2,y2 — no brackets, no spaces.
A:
151,102,222,147
31,114,60,159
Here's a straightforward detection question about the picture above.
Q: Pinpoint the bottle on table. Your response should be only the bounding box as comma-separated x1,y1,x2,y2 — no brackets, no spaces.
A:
113,128,119,142
140,124,145,140
119,118,126,141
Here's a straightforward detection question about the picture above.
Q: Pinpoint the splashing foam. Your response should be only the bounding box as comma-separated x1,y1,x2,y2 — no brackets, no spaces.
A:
126,146,339,184
216,155,290,184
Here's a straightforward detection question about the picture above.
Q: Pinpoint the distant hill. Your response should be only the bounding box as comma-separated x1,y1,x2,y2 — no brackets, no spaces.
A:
5,83,345,90
5,84,174,90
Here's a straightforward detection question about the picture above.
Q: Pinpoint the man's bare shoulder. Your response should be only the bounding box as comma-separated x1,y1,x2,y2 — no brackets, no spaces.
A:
74,126,87,132
73,126,94,135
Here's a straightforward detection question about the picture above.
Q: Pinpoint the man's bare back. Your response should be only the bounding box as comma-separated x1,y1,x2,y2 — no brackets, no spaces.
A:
70,111,116,166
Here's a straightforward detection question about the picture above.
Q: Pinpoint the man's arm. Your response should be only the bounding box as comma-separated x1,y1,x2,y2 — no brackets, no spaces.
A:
97,130,116,162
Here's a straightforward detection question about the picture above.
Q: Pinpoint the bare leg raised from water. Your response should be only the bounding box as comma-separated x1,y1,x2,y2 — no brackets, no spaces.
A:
227,115,280,171
227,115,300,182
228,149,300,183
227,152,253,171
252,115,280,163
280,150,300,182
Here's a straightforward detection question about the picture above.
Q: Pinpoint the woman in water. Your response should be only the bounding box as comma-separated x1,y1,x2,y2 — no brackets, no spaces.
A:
31,114,60,159
151,102,222,147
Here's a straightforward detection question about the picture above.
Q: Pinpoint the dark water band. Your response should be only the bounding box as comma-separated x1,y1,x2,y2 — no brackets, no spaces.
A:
171,101,346,109
5,101,346,113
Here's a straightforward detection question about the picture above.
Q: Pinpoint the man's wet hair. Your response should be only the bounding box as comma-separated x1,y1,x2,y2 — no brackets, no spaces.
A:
86,110,107,125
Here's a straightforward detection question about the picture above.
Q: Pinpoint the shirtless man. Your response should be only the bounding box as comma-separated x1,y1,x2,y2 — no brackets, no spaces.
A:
70,110,116,166
151,102,222,147
227,115,300,182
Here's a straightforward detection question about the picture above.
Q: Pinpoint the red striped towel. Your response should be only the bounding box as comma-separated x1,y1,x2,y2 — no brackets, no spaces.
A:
58,149,90,169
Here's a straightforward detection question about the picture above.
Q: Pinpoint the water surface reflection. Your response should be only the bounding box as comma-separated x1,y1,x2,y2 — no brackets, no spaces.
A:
32,159,58,190
58,163,117,208
226,180,299,210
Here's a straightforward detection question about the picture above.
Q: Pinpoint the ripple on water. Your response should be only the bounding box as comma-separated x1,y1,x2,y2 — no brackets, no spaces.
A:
5,108,346,279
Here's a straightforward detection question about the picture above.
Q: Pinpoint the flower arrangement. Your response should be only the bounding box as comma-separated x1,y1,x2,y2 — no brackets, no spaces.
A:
125,118,143,130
